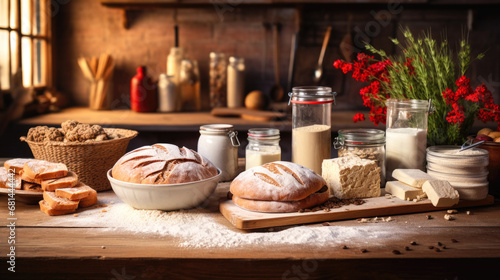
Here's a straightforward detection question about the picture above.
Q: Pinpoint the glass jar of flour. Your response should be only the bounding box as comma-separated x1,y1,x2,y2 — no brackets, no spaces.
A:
334,128,386,186
245,128,281,170
385,99,429,180
198,124,240,181
289,86,336,174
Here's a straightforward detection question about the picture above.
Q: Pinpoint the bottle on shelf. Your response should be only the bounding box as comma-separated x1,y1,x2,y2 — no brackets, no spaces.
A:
130,66,157,112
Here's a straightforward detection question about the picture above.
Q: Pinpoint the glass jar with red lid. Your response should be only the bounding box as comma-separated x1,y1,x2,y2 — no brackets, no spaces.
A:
289,86,336,174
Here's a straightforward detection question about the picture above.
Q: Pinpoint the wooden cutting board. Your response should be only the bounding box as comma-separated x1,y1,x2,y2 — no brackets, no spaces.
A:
211,107,286,122
220,194,495,230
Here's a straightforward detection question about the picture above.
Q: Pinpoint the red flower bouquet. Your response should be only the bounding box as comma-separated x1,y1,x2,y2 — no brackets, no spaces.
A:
334,28,500,145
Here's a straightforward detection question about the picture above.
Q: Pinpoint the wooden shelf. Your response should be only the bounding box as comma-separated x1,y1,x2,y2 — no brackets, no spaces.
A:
17,106,499,133
100,0,428,28
16,107,383,132
100,0,427,9
100,0,500,28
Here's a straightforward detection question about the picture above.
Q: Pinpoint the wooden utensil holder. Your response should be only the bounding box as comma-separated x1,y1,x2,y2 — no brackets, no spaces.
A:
89,75,113,110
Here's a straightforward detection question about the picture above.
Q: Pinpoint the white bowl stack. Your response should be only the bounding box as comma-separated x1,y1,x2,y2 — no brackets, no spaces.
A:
426,146,489,200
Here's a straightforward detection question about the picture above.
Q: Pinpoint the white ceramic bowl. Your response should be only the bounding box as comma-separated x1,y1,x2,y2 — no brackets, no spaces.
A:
107,168,221,210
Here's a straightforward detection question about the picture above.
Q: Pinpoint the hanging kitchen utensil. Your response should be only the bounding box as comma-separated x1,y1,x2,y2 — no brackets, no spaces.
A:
270,23,284,102
313,26,332,84
287,9,301,93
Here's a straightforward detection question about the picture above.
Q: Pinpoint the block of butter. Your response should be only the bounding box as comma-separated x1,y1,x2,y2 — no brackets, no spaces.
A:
322,156,381,199
422,180,459,207
385,181,426,201
392,169,434,189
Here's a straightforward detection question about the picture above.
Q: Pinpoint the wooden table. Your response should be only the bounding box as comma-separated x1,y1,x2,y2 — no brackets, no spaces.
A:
1,181,500,280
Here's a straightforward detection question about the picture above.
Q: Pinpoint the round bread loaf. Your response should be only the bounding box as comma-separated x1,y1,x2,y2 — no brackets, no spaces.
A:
230,161,327,201
112,144,218,184
232,188,329,213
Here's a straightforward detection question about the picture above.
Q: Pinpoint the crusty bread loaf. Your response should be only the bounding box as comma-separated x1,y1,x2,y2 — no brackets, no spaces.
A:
20,170,43,184
112,144,218,184
4,158,34,174
232,187,330,213
23,160,68,180
0,167,21,190
56,182,92,200
43,191,79,210
41,171,78,191
39,200,76,216
230,161,327,201
22,181,42,192
79,187,97,208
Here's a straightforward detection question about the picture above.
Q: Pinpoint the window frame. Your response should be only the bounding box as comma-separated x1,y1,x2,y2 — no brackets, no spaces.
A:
0,0,52,95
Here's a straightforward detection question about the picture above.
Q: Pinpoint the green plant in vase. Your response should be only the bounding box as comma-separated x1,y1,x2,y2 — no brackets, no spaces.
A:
334,27,500,145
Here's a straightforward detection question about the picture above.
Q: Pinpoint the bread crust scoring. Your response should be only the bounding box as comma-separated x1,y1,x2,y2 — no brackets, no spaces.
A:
112,144,218,184
230,161,327,201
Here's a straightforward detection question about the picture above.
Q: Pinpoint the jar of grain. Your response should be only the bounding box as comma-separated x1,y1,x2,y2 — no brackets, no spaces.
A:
198,124,240,181
179,59,201,111
245,128,281,170
289,86,336,174
426,145,489,200
334,128,386,186
209,52,227,108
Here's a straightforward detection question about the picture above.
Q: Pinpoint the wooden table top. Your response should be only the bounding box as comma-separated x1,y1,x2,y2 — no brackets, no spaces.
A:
1,179,500,279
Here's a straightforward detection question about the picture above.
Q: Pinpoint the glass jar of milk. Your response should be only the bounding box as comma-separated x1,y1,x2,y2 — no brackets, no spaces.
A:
289,86,336,174
245,128,281,170
386,99,429,180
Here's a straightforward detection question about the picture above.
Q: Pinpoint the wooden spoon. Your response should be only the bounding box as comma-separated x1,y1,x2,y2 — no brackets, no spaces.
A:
313,26,332,84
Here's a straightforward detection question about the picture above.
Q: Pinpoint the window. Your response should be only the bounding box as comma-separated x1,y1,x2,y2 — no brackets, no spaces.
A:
0,0,51,92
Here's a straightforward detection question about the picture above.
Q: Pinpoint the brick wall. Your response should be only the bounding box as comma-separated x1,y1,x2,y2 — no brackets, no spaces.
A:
53,0,500,110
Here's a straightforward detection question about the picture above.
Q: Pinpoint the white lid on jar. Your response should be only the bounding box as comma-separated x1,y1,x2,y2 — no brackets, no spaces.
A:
200,124,234,135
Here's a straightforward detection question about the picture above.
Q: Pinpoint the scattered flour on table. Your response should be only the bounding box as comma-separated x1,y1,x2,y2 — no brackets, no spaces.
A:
38,198,405,248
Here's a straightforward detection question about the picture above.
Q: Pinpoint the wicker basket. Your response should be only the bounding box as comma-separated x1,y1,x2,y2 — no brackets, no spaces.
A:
23,128,137,191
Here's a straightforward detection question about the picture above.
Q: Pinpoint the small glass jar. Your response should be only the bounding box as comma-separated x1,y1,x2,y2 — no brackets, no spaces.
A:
198,124,240,181
289,86,336,174
179,59,201,111
209,52,227,108
385,99,429,179
334,129,386,186
245,128,281,170
227,56,245,108
157,74,177,112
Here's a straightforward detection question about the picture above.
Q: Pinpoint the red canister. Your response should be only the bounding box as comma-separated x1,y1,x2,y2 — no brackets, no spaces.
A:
130,66,157,112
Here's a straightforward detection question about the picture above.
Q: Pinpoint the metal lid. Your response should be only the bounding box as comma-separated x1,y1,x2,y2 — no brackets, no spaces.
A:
338,129,385,144
334,129,385,149
248,128,280,140
289,86,336,104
